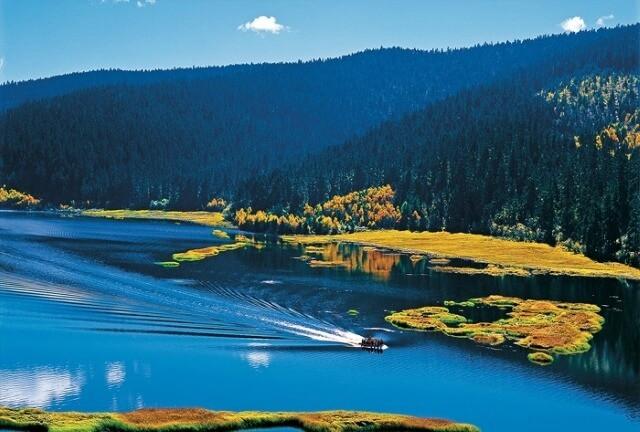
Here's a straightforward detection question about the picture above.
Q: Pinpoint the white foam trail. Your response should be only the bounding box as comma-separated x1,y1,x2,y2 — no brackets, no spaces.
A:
270,319,363,346
260,280,282,285
262,318,388,349
363,327,397,333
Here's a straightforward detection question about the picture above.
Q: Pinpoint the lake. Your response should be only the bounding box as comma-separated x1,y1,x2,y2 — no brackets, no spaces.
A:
0,211,638,431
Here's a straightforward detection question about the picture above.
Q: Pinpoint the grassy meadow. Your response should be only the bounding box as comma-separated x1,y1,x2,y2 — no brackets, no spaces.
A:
82,209,229,227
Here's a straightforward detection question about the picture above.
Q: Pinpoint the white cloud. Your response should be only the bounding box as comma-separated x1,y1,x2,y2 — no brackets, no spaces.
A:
596,14,614,28
560,16,586,33
0,57,4,71
238,16,288,35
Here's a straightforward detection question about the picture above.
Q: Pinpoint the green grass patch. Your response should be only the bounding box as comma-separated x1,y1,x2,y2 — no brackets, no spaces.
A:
212,229,230,239
82,209,230,227
528,352,554,366
154,261,180,268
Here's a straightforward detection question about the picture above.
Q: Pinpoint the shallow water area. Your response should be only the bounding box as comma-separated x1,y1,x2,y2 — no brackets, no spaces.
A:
0,211,638,431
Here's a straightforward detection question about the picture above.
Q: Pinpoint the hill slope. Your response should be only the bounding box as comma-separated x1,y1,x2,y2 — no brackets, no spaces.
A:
237,28,639,264
1,26,635,208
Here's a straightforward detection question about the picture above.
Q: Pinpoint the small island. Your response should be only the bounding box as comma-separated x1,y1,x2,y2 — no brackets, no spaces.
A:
385,295,605,365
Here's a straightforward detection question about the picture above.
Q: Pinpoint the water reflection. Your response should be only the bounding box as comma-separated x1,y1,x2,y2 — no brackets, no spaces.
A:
0,367,85,408
106,362,126,388
295,243,403,281
245,351,271,369
290,241,500,281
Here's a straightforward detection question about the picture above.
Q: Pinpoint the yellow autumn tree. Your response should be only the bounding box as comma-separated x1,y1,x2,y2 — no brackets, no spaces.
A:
232,185,401,234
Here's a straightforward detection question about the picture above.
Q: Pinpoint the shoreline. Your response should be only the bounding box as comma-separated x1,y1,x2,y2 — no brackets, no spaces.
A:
0,407,478,432
81,209,231,228
282,231,640,281
68,210,640,280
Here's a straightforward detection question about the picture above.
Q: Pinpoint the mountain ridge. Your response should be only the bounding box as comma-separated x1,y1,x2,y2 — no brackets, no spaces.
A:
2,26,633,111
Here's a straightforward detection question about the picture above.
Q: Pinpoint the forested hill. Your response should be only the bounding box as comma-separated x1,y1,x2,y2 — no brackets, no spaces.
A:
0,66,246,112
1,26,636,208
237,38,640,264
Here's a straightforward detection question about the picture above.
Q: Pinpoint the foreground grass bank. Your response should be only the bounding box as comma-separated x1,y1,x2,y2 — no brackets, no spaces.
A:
0,407,478,432
82,209,229,227
283,230,640,280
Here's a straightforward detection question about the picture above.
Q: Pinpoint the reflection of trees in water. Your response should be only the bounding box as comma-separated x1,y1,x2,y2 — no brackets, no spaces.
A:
318,243,519,281
560,284,640,410
322,242,482,281
319,243,404,281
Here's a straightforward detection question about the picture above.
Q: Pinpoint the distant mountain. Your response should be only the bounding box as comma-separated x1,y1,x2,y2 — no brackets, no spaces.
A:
0,25,637,211
0,66,246,112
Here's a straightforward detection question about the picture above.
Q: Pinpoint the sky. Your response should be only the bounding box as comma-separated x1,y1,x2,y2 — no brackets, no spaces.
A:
0,0,638,83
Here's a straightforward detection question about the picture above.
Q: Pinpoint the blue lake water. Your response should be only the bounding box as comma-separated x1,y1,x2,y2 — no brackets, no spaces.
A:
0,211,638,431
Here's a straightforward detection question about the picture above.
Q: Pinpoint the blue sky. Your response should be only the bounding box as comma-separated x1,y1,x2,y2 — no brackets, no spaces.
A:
0,0,638,83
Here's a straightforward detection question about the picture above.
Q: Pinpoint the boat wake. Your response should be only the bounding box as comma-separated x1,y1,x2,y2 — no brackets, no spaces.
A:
0,245,373,349
0,215,384,350
265,319,364,347
203,284,376,348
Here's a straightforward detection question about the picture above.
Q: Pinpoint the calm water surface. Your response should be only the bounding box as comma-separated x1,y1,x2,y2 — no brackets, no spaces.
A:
0,211,638,431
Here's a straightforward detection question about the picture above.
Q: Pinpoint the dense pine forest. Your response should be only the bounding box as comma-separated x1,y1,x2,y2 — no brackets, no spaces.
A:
0,26,635,207
237,65,640,265
1,40,568,207
0,24,638,265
